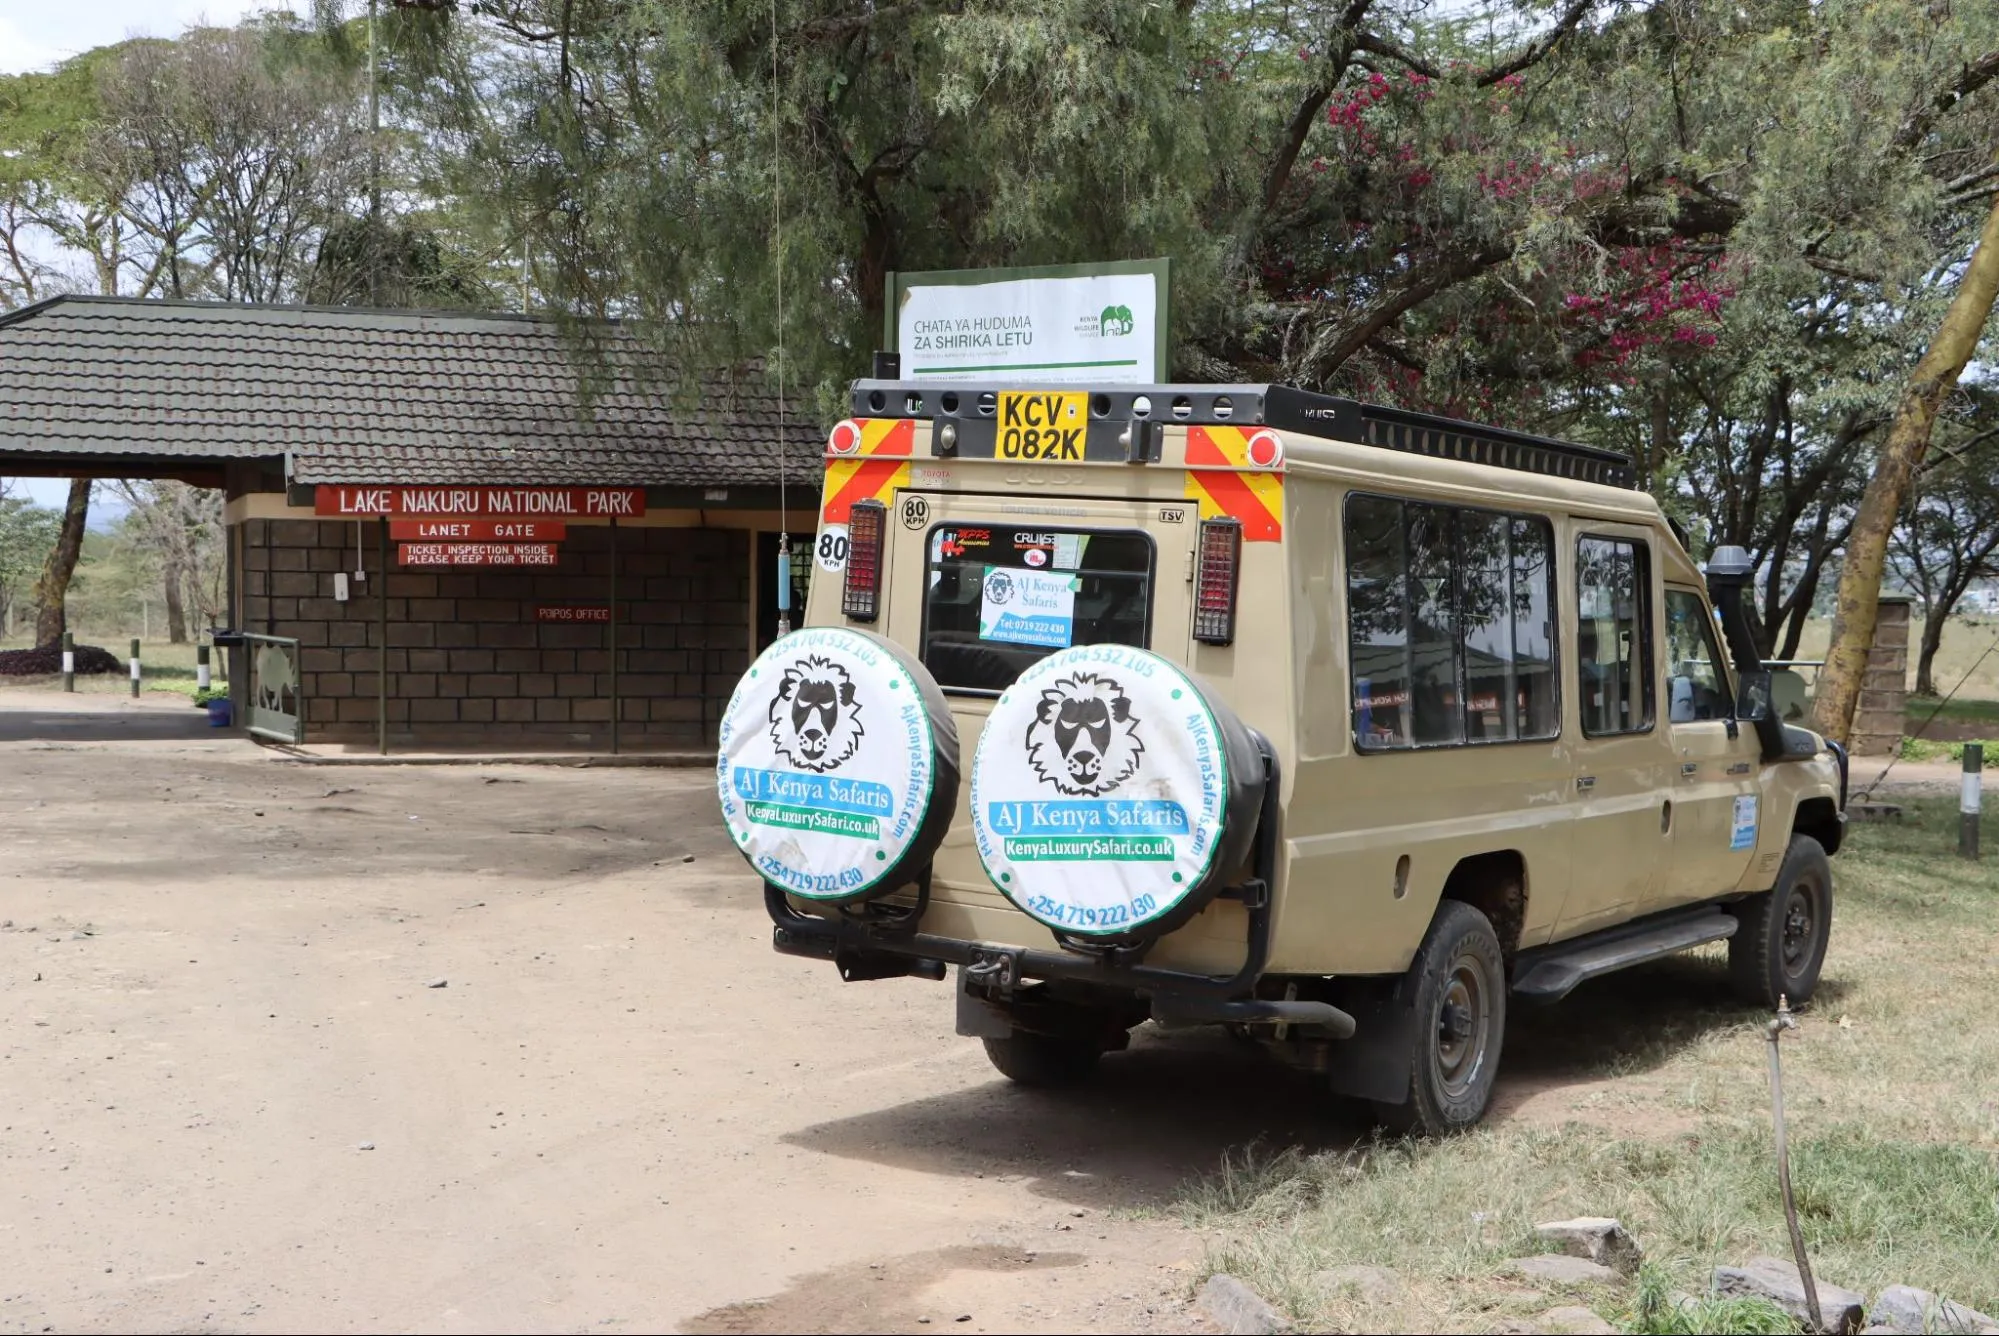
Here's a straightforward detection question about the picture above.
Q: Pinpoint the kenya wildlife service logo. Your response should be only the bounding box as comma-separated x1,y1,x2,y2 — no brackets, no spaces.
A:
1025,672,1144,797
1098,304,1135,337
769,656,863,773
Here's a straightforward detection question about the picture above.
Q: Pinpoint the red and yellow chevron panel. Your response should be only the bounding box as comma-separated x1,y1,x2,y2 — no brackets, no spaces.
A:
1184,425,1284,542
821,418,914,523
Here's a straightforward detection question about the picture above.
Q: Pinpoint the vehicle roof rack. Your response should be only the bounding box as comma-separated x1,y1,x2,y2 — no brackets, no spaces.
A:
849,380,1637,490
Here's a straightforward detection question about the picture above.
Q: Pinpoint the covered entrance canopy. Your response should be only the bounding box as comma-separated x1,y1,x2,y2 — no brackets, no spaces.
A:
0,295,822,752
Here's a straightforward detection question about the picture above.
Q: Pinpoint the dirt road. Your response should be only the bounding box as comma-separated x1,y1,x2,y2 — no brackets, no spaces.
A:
0,691,1362,1334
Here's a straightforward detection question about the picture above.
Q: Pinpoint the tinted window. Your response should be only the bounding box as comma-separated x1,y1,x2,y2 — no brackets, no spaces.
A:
1665,588,1731,722
1577,536,1653,736
921,524,1152,693
1346,495,1559,750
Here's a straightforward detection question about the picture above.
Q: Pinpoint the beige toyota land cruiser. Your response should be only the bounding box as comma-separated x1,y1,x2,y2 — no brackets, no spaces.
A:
715,378,1847,1135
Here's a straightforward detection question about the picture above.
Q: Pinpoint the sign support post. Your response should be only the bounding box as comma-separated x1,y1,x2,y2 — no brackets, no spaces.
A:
378,518,390,756
609,518,621,756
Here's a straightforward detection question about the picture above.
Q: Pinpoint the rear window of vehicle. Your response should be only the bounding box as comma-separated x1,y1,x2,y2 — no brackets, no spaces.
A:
921,524,1153,693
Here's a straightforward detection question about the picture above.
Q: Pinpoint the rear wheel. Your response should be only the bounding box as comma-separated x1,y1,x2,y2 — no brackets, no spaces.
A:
982,1032,1102,1087
1372,900,1507,1136
1729,834,1832,1008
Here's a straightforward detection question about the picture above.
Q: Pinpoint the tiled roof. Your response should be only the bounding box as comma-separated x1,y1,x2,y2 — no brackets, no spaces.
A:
0,295,824,488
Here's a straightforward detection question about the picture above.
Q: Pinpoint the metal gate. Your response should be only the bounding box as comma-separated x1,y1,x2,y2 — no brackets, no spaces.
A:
244,633,305,744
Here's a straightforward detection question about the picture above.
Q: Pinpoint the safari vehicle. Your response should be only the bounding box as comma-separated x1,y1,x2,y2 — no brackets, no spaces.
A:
716,376,1847,1135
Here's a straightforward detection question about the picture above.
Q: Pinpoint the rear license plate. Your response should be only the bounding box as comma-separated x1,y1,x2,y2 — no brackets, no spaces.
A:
997,391,1087,461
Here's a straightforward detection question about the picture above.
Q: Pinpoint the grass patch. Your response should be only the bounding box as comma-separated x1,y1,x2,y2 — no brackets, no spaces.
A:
1179,796,1999,1333
1898,735,1999,765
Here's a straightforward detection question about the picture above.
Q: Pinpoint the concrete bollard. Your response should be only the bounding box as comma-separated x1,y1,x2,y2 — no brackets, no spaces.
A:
1961,743,1982,860
61,630,74,692
196,643,211,692
129,637,141,698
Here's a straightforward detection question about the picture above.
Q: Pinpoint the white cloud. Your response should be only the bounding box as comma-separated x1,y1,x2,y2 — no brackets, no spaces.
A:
1,3,311,76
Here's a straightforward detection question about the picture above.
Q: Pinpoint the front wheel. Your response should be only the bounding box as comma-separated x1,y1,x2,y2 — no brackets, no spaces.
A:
982,1032,1101,1087
1372,900,1507,1136
1729,834,1832,1008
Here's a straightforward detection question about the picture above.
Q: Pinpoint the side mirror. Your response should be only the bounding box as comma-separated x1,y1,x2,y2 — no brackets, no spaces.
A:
1735,669,1773,724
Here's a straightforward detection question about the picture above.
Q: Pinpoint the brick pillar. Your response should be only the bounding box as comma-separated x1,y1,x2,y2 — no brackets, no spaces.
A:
1848,594,1912,756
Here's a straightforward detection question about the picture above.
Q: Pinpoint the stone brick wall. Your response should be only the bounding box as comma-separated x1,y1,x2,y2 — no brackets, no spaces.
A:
237,519,750,749
1850,595,1912,757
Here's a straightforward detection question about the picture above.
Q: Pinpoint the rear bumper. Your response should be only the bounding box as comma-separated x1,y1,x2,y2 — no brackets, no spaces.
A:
762,735,1355,1038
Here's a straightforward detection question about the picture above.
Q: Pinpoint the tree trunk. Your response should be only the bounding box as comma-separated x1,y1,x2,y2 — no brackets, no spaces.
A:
163,555,188,644
30,480,91,648
1811,196,1999,743
1914,614,1945,696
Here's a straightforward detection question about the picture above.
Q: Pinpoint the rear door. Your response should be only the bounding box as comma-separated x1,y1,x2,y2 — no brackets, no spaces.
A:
1558,526,1672,938
880,489,1201,899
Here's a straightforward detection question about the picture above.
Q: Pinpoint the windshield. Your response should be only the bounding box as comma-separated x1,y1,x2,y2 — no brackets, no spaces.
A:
920,523,1153,693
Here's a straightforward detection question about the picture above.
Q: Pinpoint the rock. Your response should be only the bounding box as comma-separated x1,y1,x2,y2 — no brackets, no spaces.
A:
1507,1256,1627,1287
1711,1257,1865,1334
1314,1264,1403,1306
1198,1274,1291,1335
427,978,448,988
1540,1306,1618,1335
1869,1284,1999,1335
355,1141,375,1151
1534,1218,1643,1277
1489,1322,1544,1335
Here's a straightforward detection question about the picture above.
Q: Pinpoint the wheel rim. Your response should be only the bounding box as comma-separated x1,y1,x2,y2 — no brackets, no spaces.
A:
1780,878,1820,981
1433,955,1490,1099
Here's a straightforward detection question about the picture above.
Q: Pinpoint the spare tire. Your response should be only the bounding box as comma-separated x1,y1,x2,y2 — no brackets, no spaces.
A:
968,644,1266,944
717,627,959,905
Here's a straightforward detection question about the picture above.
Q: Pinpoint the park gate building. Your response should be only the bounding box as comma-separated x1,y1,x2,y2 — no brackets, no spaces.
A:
0,295,821,752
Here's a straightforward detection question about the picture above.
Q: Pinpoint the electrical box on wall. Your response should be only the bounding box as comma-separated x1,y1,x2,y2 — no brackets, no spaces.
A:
333,573,350,603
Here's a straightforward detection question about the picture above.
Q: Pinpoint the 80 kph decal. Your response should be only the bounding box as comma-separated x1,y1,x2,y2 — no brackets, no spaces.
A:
998,391,1087,461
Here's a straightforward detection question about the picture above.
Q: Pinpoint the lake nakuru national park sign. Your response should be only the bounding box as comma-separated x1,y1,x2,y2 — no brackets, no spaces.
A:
315,486,646,518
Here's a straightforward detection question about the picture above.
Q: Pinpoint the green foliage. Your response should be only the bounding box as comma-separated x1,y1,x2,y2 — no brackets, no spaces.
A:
0,495,61,625
1626,1267,1797,1335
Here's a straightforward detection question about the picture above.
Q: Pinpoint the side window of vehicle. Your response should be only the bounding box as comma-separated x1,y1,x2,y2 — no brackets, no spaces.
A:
1576,536,1653,736
1664,588,1731,722
1345,494,1560,751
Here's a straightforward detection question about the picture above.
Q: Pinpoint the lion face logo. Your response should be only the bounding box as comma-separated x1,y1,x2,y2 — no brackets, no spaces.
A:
769,657,864,773
1024,672,1143,797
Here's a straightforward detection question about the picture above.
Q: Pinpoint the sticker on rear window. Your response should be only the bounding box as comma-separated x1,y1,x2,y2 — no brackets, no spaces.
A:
980,566,1077,649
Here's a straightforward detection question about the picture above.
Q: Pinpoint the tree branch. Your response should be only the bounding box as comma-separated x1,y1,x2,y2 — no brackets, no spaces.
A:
1892,48,1999,153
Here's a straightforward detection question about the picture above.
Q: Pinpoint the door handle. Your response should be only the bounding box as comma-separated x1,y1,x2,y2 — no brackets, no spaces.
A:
1681,762,1699,777
1576,775,1596,792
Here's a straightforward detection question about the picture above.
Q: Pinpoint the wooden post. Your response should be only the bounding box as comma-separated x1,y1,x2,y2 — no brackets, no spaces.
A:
129,637,141,698
196,643,212,693
609,518,620,756
1961,743,1982,860
61,630,73,692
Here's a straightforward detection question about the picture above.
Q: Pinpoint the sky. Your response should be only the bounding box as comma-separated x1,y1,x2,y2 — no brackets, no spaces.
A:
0,2,309,76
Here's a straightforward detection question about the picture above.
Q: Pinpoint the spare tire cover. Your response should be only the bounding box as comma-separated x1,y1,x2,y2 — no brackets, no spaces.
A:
717,627,959,904
969,644,1266,942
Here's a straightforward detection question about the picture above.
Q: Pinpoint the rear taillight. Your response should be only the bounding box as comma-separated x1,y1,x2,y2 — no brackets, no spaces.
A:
843,500,886,622
1193,517,1242,645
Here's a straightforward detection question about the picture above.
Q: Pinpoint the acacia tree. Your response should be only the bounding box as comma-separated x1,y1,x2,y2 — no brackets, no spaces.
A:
1887,401,1999,695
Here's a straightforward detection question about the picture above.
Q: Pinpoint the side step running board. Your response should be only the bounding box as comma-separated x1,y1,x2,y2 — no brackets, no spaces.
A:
1511,909,1738,1003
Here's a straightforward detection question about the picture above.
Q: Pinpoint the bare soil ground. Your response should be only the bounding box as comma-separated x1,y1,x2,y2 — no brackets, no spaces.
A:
0,689,1261,1335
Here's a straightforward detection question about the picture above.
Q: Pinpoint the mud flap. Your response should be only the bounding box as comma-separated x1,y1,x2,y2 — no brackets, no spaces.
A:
1322,976,1417,1105
955,966,1014,1038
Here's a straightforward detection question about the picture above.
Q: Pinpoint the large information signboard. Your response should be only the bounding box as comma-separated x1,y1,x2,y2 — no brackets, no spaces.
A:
886,259,1169,385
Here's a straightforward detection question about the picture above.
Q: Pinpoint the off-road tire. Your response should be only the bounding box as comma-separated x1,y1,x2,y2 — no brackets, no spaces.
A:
1372,900,1507,1137
1728,834,1832,1008
982,1032,1101,1087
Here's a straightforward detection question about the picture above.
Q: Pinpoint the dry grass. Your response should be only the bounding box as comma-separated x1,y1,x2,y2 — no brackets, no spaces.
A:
1180,796,1999,1333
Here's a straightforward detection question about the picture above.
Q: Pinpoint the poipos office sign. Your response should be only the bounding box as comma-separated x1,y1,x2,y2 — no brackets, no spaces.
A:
886,259,1169,385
